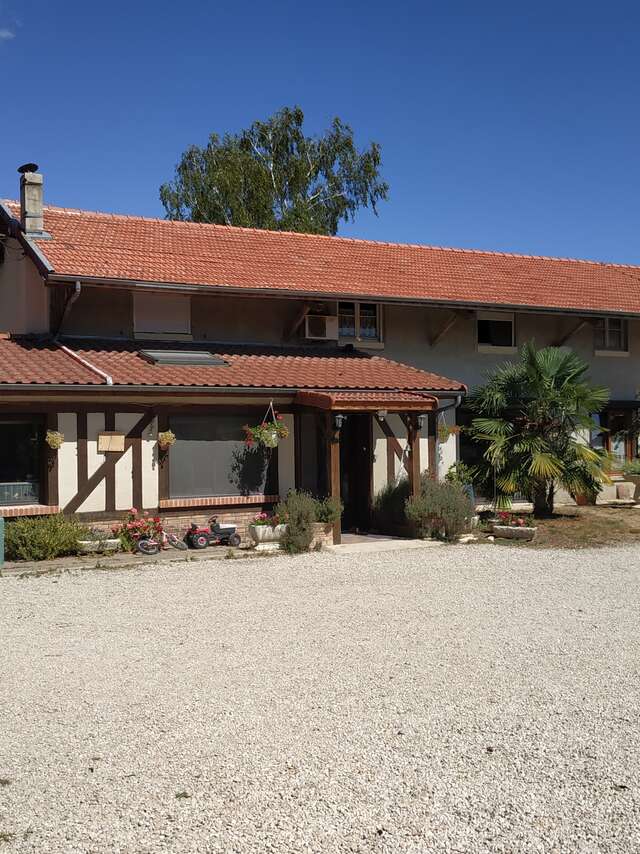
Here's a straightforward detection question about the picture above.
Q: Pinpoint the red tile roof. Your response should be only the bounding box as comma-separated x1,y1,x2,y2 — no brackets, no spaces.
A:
296,390,438,411
4,202,640,315
0,338,465,392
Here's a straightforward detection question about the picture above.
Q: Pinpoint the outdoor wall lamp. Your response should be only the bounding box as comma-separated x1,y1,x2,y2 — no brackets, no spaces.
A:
376,410,387,420
416,414,427,431
333,414,347,430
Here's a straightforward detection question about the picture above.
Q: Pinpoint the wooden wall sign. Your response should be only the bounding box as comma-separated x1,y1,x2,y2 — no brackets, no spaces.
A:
98,432,126,453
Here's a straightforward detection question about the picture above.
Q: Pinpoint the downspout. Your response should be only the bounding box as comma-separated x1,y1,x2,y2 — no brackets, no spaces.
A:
56,342,114,386
54,280,82,339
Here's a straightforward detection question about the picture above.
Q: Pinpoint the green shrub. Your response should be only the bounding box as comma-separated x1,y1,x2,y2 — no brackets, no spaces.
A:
275,490,317,554
623,459,640,476
444,462,475,486
371,477,412,534
405,480,473,542
314,495,343,524
5,514,89,562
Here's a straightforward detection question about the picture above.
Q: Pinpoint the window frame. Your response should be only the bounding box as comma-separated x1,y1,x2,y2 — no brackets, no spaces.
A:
594,316,629,356
337,301,384,346
476,310,516,353
0,417,45,506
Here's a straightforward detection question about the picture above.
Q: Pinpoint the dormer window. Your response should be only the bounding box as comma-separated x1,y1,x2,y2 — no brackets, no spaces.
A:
338,302,382,343
594,317,628,355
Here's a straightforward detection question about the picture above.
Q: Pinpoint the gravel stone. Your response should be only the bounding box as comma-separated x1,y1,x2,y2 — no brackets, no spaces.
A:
1,545,639,852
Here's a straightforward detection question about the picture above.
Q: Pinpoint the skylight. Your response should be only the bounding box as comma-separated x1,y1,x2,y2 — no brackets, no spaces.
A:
139,350,229,367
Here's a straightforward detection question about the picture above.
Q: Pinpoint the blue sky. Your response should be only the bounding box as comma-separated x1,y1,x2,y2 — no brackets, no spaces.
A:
1,1,640,263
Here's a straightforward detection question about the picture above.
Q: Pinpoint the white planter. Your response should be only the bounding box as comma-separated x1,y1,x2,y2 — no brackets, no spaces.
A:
492,525,537,542
77,538,121,554
249,523,287,551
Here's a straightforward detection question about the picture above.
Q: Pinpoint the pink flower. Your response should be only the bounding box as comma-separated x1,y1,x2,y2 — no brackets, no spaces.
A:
130,507,138,516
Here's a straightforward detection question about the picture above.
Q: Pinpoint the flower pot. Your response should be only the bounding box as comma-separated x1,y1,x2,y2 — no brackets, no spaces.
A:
261,428,279,448
249,523,287,551
77,538,121,554
491,525,537,542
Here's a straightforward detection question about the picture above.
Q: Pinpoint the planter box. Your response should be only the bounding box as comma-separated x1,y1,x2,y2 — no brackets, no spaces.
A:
77,538,121,554
492,525,537,542
249,523,287,551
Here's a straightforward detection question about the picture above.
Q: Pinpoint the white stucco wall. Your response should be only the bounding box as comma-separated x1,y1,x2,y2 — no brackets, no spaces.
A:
277,414,295,497
114,413,137,511
77,413,106,512
142,417,158,510
0,241,48,334
57,413,78,509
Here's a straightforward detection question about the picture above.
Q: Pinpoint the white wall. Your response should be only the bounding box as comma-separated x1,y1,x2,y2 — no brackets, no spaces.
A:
57,413,78,509
77,413,106,512
277,414,295,497
0,240,48,334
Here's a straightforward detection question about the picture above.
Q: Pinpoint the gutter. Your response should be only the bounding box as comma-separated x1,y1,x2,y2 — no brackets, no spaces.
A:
45,274,640,320
0,383,464,395
54,280,82,338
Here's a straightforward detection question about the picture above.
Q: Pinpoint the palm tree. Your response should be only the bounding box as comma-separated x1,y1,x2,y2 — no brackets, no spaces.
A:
468,343,610,517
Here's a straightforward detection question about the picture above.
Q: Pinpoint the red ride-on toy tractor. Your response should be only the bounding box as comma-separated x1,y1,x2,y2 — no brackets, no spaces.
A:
186,515,242,549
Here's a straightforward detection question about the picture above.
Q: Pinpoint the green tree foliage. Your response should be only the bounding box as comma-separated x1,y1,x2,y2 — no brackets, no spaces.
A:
468,343,610,517
160,106,388,235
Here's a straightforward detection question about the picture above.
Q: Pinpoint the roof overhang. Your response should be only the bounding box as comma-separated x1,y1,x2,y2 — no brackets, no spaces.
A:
295,390,438,412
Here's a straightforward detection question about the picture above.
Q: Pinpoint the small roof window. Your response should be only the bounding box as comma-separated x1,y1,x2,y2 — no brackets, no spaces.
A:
139,350,229,366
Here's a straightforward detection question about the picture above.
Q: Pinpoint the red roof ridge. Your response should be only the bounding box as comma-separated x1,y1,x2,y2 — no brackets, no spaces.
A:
3,199,639,273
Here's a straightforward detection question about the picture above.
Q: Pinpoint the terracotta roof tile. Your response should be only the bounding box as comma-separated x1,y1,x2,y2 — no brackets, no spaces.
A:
4,202,640,315
0,338,465,392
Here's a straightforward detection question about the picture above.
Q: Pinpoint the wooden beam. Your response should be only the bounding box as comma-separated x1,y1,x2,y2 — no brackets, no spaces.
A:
326,414,341,545
554,318,589,347
407,418,421,497
45,412,59,507
64,410,155,514
427,413,437,480
104,410,116,512
428,309,473,348
284,303,311,340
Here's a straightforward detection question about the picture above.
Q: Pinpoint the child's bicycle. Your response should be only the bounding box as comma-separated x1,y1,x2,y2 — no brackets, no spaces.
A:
135,529,188,556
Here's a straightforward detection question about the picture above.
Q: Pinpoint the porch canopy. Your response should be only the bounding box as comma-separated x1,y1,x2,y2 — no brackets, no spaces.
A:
295,390,439,412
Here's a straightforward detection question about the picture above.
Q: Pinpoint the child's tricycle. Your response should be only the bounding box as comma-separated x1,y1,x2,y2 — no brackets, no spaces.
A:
186,515,241,549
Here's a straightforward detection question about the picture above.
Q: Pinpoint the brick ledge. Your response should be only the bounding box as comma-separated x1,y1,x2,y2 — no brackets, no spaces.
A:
0,504,59,518
159,495,278,510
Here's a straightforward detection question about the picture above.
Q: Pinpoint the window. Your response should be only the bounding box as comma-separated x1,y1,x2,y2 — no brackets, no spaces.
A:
477,311,515,350
338,302,382,342
168,414,276,498
134,293,192,339
139,350,228,366
0,421,42,505
594,317,628,353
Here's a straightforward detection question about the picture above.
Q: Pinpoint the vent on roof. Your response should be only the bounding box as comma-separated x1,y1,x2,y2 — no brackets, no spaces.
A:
139,350,229,366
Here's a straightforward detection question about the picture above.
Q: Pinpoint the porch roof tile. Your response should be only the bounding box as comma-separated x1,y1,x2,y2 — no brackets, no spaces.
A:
0,337,466,392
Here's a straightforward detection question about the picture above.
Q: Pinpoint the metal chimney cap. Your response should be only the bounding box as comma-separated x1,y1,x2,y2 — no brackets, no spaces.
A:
17,163,39,174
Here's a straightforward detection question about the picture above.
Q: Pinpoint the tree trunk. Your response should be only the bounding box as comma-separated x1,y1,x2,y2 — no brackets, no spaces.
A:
532,480,554,518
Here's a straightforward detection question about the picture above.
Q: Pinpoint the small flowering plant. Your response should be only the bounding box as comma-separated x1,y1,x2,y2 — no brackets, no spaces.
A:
497,511,530,528
112,508,163,552
243,414,289,449
251,511,280,527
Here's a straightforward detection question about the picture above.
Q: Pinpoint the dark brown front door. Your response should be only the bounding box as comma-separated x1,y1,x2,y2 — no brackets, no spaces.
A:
339,413,372,532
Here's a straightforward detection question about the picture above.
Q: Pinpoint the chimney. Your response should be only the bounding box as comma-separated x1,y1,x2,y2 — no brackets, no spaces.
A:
18,163,44,234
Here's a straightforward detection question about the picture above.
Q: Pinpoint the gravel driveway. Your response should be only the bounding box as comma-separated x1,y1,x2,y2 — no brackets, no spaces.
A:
1,545,639,853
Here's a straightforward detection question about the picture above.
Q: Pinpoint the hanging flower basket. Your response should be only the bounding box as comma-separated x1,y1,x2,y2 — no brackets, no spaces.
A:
157,430,176,451
45,429,64,450
243,405,289,449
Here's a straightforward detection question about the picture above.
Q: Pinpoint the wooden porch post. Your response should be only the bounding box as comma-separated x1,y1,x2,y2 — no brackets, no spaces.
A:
407,416,421,498
326,413,342,545
427,412,437,480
